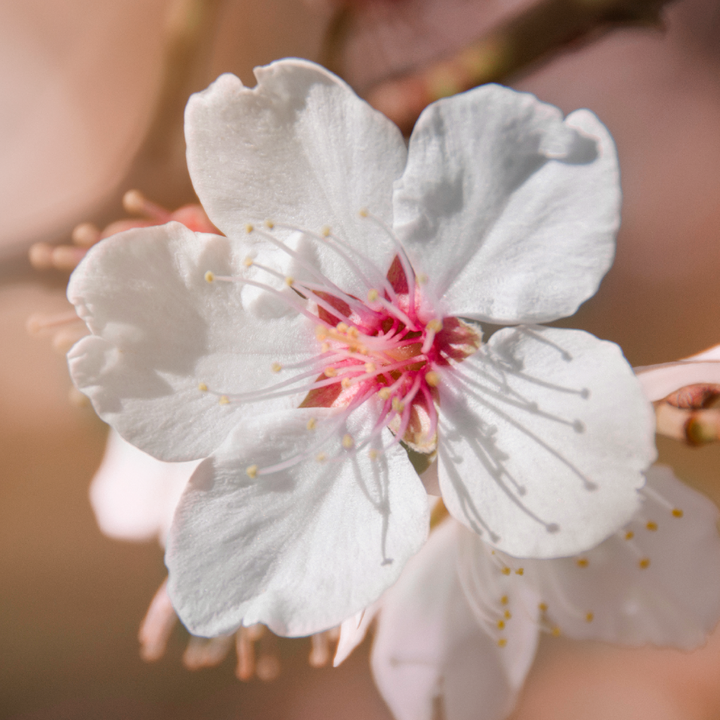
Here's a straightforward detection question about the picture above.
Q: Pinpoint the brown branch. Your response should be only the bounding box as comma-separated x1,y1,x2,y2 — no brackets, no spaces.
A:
347,0,675,134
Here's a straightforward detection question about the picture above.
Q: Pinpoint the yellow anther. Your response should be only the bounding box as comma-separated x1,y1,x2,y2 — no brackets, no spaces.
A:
625,530,634,540
205,271,215,283
646,521,658,531
391,397,405,413
321,342,330,353
539,603,548,612
243,256,254,267
271,362,282,373
316,452,327,462
576,558,589,568
367,289,379,302
497,620,505,630
245,223,254,234
348,327,359,339
427,319,443,332
342,434,354,449
425,371,440,387
246,465,258,479
417,273,428,285
198,382,208,392
551,627,561,637
306,418,317,431
639,558,651,569
368,448,378,461
341,378,352,389
321,225,331,238
501,567,511,576
500,595,509,606
285,276,294,286
358,208,369,218
585,612,594,623
504,610,512,620
515,568,524,576
337,322,348,333
378,388,391,401
365,363,376,373
497,638,507,648
219,395,230,405
315,326,328,340
672,508,684,518
324,367,337,378
264,219,275,229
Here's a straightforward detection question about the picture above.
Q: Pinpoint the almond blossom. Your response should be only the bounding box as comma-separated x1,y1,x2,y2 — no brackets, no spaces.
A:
67,58,655,639
345,466,720,720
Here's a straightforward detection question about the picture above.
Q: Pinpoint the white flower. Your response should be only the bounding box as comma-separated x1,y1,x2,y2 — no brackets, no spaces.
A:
67,59,655,638
349,466,720,720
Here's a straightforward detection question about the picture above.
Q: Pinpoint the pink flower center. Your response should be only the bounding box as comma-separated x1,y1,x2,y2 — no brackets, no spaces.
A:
298,255,480,450
202,214,480,470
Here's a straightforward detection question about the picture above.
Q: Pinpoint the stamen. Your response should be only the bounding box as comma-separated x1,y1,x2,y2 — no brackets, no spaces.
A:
183,635,232,670
123,189,171,222
236,627,256,681
26,311,83,335
138,579,177,663
641,484,685,518
359,209,417,317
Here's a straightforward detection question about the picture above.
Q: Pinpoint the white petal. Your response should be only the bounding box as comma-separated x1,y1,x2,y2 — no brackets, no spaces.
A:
523,465,720,648
371,521,539,720
333,604,380,667
185,60,408,297
68,222,315,460
438,326,656,558
635,343,720,401
90,429,197,545
166,403,429,637
394,84,618,324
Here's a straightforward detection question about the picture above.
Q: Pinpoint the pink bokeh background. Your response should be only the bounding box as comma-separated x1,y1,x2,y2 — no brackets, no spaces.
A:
2,0,720,718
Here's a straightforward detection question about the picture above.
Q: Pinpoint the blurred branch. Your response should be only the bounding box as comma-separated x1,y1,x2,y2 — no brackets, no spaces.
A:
326,0,676,134
5,0,224,283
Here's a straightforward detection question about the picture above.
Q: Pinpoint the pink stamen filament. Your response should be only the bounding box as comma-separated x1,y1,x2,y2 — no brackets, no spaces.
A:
274,221,398,301
252,228,384,324
212,275,332,328
361,211,416,319
370,295,419,331
422,385,439,440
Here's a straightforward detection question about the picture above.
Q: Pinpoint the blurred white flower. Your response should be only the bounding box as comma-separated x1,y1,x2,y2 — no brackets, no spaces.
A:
341,466,720,720
68,58,654,639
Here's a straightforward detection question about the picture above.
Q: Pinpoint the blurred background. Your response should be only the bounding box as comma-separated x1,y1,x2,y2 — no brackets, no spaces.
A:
2,0,720,717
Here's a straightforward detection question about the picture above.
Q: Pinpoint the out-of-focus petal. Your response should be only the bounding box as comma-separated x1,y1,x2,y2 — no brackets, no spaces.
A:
523,465,720,649
166,403,429,637
333,603,380,666
636,344,720,402
90,429,197,545
437,326,655,558
68,222,315,461
394,85,619,324
371,521,539,720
